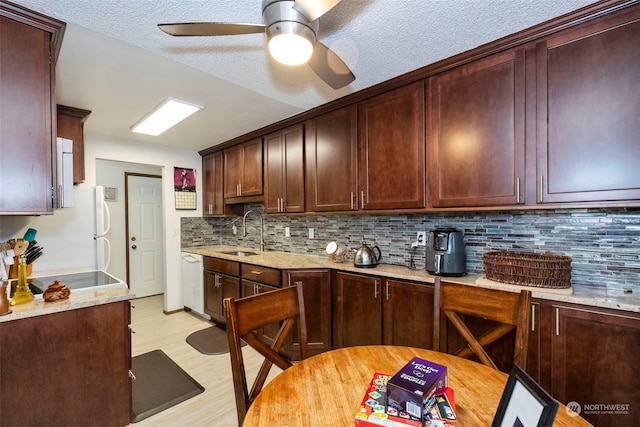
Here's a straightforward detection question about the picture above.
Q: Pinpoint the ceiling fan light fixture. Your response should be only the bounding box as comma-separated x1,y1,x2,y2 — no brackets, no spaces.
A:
269,33,314,65
266,19,316,66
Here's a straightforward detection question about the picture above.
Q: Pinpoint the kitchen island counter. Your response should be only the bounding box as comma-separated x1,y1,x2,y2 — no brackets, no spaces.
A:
183,245,640,313
0,285,134,322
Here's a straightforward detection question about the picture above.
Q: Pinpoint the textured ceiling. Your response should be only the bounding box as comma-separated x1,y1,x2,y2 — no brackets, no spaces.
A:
13,0,598,151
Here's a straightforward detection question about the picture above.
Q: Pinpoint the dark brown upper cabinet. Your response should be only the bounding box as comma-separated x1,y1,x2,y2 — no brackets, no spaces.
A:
305,105,358,212
202,152,224,216
428,49,526,208
57,105,91,185
0,4,64,214
357,81,426,210
536,5,640,204
223,137,263,202
264,124,305,214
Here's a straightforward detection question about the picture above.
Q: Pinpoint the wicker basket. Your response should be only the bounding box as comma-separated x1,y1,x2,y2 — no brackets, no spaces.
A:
483,251,572,289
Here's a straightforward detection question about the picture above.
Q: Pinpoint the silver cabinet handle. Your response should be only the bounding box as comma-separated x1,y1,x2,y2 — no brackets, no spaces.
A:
129,370,136,380
361,191,365,209
374,279,380,299
350,192,355,210
539,175,544,203
531,305,535,332
386,280,390,300
516,177,521,204
555,307,560,336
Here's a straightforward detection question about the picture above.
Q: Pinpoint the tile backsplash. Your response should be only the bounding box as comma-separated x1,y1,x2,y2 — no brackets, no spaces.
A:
182,206,640,293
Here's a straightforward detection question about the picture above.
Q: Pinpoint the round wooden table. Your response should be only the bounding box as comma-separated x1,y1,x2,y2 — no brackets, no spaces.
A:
243,346,591,426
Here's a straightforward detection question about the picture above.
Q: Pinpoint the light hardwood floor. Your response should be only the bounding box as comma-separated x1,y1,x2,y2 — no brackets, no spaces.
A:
129,295,281,427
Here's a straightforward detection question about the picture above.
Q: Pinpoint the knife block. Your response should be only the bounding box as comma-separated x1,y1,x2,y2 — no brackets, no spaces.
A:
7,256,32,280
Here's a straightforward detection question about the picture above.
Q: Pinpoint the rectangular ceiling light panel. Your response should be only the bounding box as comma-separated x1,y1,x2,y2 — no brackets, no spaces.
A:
131,98,202,136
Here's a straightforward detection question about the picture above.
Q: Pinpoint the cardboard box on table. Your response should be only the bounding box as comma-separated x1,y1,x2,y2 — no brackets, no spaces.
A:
386,358,448,422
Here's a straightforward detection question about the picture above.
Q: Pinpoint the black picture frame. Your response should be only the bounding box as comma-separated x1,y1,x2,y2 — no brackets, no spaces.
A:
492,364,559,427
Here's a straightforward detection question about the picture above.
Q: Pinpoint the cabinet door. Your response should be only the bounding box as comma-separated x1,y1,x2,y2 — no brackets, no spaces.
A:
57,105,91,185
537,7,640,203
358,82,426,210
305,106,358,212
428,49,525,207
0,302,131,426
204,271,239,324
285,269,331,357
264,130,285,213
240,138,263,196
283,125,304,212
223,145,242,198
0,16,54,214
552,305,640,426
204,270,223,322
382,279,434,349
202,152,224,216
265,125,304,213
332,272,382,347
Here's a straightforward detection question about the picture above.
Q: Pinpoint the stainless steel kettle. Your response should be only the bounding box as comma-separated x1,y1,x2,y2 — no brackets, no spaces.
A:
354,242,381,268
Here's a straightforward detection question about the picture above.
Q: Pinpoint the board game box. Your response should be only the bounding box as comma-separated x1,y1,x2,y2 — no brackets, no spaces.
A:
387,358,448,421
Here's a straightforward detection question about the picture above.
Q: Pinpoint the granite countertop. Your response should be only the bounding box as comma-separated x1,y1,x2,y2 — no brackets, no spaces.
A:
183,245,640,314
0,285,135,322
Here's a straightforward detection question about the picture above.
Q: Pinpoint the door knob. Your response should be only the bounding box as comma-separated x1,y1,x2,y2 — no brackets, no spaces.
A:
131,245,137,250
131,237,137,241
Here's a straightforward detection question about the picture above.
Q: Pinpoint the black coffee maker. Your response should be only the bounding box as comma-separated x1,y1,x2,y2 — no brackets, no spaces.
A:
425,228,467,276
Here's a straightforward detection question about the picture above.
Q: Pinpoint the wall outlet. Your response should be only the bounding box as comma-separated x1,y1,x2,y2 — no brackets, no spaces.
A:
308,228,315,239
417,231,427,246
285,226,290,237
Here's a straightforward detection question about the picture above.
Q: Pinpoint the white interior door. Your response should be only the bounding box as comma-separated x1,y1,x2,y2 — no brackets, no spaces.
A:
127,174,164,297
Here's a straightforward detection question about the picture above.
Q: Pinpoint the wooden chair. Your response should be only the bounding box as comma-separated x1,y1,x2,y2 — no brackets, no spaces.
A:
433,277,531,371
224,284,309,425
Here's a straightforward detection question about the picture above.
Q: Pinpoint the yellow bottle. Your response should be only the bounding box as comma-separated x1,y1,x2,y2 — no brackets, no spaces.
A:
11,256,34,305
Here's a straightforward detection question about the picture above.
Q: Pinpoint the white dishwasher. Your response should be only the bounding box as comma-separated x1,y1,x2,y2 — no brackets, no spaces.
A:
181,252,208,318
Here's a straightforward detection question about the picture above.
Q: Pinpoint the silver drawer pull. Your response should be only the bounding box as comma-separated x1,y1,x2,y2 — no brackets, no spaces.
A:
250,270,262,275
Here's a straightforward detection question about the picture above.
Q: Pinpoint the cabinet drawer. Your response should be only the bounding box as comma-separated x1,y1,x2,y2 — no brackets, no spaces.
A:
241,264,281,287
204,257,240,276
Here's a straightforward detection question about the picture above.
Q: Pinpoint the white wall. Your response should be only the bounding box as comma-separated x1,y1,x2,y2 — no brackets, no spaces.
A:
85,133,202,312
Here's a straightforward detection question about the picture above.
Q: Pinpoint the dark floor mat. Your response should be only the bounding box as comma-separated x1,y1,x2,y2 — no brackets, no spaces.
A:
186,324,244,355
131,349,204,423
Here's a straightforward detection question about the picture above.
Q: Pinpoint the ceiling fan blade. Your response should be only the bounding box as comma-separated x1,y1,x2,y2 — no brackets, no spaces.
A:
158,22,265,36
308,41,355,89
293,0,342,21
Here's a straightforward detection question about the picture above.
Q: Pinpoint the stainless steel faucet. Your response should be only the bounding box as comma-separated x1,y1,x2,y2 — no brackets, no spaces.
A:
242,210,265,252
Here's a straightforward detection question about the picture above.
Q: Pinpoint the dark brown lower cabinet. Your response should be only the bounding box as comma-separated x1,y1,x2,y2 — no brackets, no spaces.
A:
382,278,434,349
0,302,131,426
332,271,434,349
547,303,640,427
284,269,332,358
204,270,240,324
204,257,240,324
526,300,640,426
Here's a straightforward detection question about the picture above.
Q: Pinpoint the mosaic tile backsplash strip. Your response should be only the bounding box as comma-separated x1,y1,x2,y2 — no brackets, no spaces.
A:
181,207,640,294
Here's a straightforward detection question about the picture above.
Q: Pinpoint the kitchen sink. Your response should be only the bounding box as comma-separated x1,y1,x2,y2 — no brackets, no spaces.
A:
218,250,259,257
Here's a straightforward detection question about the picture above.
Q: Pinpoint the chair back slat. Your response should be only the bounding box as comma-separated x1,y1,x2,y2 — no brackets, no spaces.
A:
433,277,531,371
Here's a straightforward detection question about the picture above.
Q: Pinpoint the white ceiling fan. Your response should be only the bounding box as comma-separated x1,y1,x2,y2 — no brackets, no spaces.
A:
158,0,355,90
